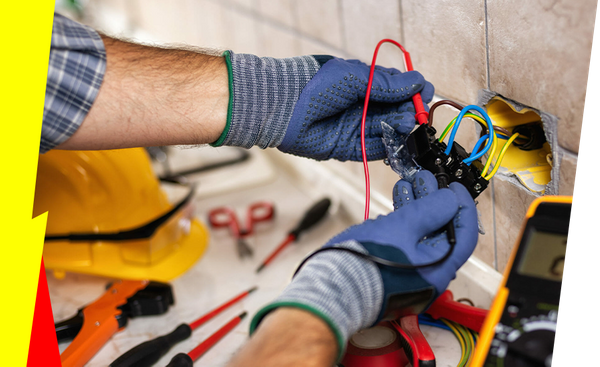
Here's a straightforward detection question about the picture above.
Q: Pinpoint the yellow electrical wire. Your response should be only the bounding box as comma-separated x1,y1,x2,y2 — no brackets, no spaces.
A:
437,113,528,181
484,133,520,180
439,113,499,179
462,324,476,364
441,319,469,367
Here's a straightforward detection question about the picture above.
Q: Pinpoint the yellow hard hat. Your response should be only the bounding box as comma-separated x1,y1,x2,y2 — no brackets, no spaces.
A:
33,148,209,281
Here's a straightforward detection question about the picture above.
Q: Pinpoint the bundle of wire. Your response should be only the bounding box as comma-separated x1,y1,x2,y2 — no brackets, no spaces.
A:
418,315,478,367
437,105,521,181
359,42,521,220
361,39,527,220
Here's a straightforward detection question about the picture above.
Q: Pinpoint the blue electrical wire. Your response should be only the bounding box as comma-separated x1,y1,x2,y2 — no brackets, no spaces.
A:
470,134,490,158
418,315,452,331
444,106,495,165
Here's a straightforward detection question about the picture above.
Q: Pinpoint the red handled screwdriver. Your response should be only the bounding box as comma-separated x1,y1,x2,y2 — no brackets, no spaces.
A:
110,287,256,367
165,312,247,367
256,198,331,273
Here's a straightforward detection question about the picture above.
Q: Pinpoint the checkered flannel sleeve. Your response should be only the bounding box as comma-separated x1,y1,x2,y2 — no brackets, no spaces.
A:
41,13,106,153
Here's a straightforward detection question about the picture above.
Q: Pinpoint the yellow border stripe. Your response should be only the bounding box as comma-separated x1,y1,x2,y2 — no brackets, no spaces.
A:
0,2,54,364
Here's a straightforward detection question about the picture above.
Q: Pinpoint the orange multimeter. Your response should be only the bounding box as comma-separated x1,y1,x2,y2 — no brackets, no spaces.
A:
470,196,571,367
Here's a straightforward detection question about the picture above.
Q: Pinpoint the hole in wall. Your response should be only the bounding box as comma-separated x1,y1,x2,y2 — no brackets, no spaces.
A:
484,96,552,194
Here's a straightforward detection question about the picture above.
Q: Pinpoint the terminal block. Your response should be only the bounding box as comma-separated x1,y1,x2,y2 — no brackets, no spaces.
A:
382,121,489,198
405,124,488,198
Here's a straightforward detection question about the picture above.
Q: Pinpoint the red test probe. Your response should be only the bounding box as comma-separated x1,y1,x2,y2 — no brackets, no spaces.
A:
110,287,256,367
361,39,429,220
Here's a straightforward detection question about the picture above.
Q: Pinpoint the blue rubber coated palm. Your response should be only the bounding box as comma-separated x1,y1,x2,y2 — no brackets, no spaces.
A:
326,170,478,295
278,58,434,161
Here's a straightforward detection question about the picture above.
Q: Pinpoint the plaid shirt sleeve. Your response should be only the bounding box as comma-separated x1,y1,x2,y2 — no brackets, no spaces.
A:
41,13,106,153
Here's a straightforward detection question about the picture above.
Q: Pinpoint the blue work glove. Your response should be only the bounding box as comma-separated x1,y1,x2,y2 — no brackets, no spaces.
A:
250,171,478,360
326,170,479,319
212,51,434,161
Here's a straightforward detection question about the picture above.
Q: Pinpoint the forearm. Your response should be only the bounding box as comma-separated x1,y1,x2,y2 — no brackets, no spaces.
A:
57,36,228,150
228,308,338,367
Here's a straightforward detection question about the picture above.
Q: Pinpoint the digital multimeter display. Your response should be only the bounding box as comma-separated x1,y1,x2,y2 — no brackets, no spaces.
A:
517,229,567,282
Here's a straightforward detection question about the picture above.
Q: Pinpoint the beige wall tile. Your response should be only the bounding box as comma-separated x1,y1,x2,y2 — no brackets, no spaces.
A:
487,0,596,153
221,9,262,54
299,37,348,58
296,0,343,47
226,0,256,10
257,0,295,28
473,183,495,268
559,152,578,196
340,0,404,68
258,23,300,58
493,178,536,273
86,0,135,34
402,0,487,104
191,0,228,49
131,0,198,45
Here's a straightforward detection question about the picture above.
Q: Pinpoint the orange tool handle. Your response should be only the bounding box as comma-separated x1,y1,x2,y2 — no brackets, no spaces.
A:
60,280,149,367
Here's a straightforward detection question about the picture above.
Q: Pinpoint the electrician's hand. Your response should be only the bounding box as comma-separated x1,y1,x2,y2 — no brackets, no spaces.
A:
213,52,433,161
326,170,478,319
250,171,477,361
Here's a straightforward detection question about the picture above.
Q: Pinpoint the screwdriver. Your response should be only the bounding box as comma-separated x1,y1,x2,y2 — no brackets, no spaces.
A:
165,312,247,367
256,198,331,273
110,287,256,367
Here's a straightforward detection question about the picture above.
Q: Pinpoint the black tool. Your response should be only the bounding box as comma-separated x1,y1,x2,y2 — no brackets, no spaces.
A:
165,312,247,367
256,198,331,273
110,287,256,367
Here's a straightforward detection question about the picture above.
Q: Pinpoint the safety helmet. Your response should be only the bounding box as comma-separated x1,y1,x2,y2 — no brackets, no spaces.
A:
33,148,209,281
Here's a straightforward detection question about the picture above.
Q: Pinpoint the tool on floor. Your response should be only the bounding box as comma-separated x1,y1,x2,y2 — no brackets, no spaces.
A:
110,286,257,367
147,147,250,184
55,280,174,367
390,317,435,367
256,198,331,273
166,312,247,367
426,290,487,333
471,196,571,367
209,202,275,258
399,290,486,367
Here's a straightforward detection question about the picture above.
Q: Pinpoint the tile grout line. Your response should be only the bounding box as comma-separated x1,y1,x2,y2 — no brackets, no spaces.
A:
484,0,496,270
203,0,353,58
399,0,405,46
484,0,491,90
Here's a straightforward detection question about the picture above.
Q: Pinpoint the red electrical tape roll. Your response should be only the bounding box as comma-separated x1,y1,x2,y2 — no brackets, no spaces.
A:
341,325,409,367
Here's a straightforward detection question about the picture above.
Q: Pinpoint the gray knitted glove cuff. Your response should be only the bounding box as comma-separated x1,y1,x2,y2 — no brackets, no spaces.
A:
219,51,321,149
266,240,384,353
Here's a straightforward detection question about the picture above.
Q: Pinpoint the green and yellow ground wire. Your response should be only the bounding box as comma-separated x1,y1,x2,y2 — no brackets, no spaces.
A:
440,318,479,367
418,315,479,367
438,113,521,181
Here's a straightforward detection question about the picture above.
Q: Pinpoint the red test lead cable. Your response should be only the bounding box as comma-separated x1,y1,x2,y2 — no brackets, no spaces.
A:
360,39,429,220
